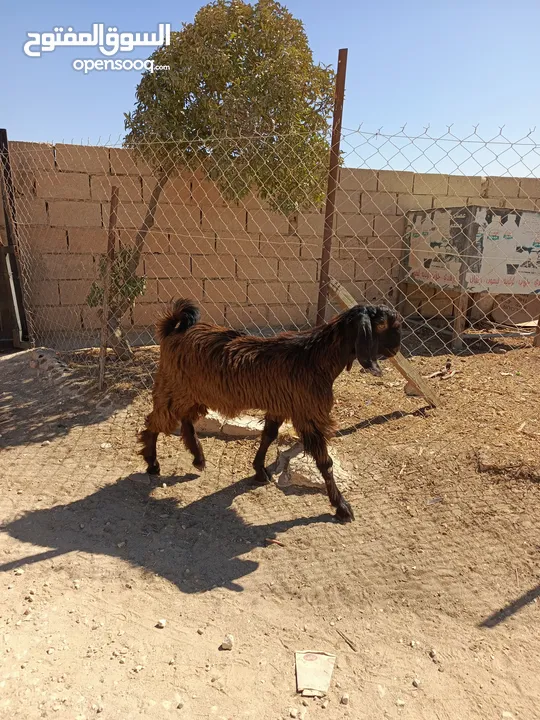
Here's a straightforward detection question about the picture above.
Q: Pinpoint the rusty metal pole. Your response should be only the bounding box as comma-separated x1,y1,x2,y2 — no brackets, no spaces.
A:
98,185,119,390
316,48,348,326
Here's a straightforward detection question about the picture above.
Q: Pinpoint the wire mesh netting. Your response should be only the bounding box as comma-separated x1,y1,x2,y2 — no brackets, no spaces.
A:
2,126,539,394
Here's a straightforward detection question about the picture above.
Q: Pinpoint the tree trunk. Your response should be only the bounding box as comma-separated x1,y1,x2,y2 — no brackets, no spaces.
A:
106,169,171,360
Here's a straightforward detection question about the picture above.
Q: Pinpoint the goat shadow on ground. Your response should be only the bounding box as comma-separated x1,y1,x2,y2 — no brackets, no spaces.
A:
0,472,332,594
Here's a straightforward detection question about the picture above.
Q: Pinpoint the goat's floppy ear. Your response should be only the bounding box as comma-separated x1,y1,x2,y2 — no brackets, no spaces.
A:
355,311,382,377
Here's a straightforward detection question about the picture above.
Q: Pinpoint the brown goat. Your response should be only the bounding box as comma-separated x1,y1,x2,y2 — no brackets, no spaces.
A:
139,298,402,522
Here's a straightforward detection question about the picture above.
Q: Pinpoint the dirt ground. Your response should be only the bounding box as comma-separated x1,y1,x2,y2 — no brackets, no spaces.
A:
1,341,539,720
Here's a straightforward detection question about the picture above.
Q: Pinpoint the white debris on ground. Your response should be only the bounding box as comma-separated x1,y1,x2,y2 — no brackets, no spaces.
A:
268,443,351,491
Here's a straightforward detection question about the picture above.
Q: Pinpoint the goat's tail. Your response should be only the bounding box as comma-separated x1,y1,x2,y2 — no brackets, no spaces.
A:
156,298,200,342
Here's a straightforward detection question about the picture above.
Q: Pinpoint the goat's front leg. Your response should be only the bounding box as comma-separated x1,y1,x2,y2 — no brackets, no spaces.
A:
252,416,283,484
301,428,354,523
138,427,160,476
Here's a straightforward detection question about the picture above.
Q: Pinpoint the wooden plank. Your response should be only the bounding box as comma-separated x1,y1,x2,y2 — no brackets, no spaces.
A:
328,277,440,407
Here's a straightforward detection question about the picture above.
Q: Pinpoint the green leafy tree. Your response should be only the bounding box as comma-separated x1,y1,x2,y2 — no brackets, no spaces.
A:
100,0,334,359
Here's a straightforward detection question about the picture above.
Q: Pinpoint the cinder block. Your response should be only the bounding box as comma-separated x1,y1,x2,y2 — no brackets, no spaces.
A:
27,227,68,252
144,253,190,279
133,303,163,327
118,229,169,254
288,282,318,305
259,234,300,258
413,173,449,195
33,306,82,331
267,304,308,329
486,177,521,199
247,281,288,304
190,177,227,207
31,280,60,306
17,199,48,225
299,235,322,260
12,168,34,197
248,209,290,235
143,175,191,205
432,196,468,209
217,234,260,257
373,215,406,237
68,228,108,253
169,230,215,255
226,304,268,330
336,190,360,214
364,281,397,304
157,278,204,302
11,142,55,172
109,148,153,176
49,201,102,228
199,302,226,326
336,213,374,237
279,259,318,282
361,192,398,216
42,253,95,280
519,178,540,199
447,175,482,197
338,236,367,260
108,202,147,230
36,172,90,200
339,168,378,192
377,170,414,193
55,144,109,174
397,194,434,213
59,279,93,306
237,191,271,210
192,255,235,279
91,175,142,203
237,257,278,280
157,204,202,232
203,279,248,304
296,211,324,237
366,235,404,252
202,207,247,234
81,307,101,330
505,197,538,211
329,258,356,282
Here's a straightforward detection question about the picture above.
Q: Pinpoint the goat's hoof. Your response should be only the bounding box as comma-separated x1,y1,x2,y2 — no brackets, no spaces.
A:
193,459,206,472
252,468,271,485
335,500,355,523
147,462,161,476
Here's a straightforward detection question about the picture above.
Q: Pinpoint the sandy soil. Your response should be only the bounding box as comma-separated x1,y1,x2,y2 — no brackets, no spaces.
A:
1,342,539,720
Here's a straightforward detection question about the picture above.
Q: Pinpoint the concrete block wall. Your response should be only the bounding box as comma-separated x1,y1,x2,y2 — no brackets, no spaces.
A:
7,140,540,342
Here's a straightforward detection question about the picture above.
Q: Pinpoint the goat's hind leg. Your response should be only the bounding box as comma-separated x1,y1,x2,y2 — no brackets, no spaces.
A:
300,425,354,523
252,415,283,484
180,404,207,472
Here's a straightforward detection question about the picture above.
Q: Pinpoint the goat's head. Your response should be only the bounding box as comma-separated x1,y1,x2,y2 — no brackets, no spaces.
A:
346,305,402,377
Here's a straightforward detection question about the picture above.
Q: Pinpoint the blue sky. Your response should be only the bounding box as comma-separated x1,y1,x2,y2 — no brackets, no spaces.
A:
3,1,540,174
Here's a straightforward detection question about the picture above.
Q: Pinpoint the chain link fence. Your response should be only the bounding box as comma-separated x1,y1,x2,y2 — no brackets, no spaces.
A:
2,126,539,392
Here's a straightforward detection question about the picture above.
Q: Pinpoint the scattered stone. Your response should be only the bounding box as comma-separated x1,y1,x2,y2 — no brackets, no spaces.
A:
220,634,234,651
429,648,438,661
340,694,349,706
41,440,51,447
412,678,421,688
197,628,204,635
302,699,309,706
396,698,405,707
156,619,167,629
321,700,329,709
133,665,144,673
289,710,298,719
47,648,54,655
14,568,24,576
177,700,185,710
271,443,350,491
100,443,112,450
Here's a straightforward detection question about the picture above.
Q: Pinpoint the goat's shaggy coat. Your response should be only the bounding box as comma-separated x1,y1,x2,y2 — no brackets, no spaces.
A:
139,298,402,522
